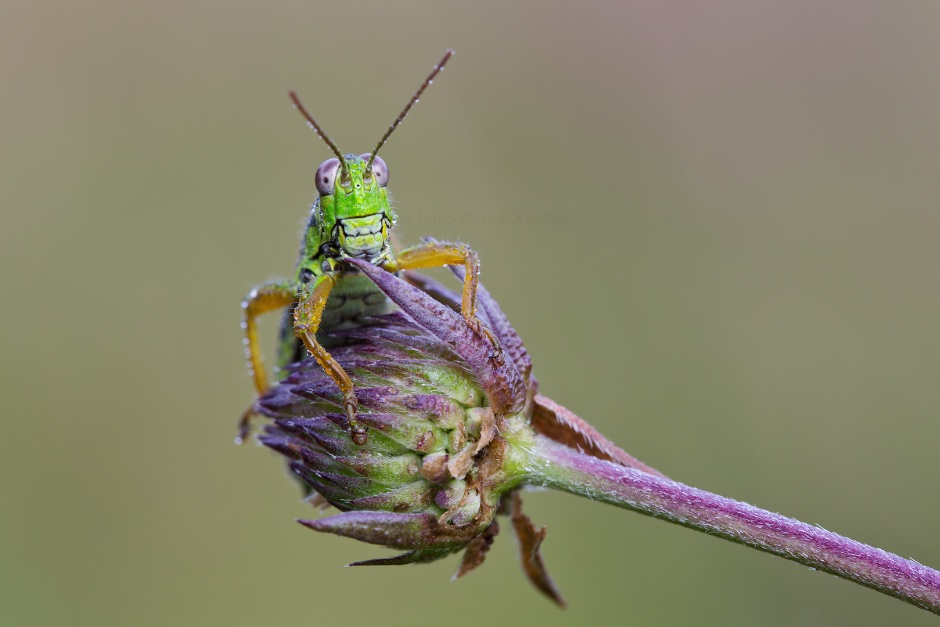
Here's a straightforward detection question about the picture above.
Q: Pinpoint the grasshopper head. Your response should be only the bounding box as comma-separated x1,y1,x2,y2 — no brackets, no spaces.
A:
290,50,454,264
316,154,396,260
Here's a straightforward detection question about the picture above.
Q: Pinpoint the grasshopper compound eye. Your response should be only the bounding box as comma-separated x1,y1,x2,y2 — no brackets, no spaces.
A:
361,154,389,187
315,158,342,195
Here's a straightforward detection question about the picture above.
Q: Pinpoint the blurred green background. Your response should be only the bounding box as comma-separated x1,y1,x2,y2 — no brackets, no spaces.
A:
2,1,938,625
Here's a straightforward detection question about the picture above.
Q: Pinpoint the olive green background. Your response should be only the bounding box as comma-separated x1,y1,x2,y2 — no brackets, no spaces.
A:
2,1,938,625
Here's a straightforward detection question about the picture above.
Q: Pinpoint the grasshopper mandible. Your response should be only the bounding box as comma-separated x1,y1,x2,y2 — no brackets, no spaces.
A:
241,50,500,445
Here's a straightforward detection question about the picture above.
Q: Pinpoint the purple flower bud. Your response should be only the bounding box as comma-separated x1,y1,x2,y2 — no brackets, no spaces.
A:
251,264,660,606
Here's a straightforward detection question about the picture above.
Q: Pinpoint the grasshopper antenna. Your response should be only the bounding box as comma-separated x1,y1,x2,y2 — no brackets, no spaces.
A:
289,90,348,174
365,49,454,172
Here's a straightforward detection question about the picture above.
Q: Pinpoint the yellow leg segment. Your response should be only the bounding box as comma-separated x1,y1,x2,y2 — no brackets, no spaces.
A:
239,281,296,442
391,240,502,358
242,282,296,394
293,274,368,445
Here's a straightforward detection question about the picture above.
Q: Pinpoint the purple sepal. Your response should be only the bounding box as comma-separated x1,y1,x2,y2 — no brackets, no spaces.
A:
345,481,435,510
532,394,667,478
448,266,533,384
400,271,492,326
348,548,456,566
299,511,476,550
344,258,525,416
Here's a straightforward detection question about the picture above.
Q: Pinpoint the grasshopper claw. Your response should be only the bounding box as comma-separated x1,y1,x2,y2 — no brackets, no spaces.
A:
345,397,369,445
236,404,256,445
466,317,504,364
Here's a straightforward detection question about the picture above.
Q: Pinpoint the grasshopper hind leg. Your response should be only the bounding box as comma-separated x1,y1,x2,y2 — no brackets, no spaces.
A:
238,277,367,445
236,305,306,443
238,281,298,443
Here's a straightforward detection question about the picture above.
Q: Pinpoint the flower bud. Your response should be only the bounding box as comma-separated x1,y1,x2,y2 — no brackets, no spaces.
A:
249,262,658,604
256,263,532,565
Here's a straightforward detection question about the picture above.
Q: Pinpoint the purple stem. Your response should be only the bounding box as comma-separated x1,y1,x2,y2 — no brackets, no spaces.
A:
520,435,940,614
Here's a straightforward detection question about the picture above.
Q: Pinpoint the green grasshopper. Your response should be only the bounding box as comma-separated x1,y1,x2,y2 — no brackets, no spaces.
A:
241,50,500,445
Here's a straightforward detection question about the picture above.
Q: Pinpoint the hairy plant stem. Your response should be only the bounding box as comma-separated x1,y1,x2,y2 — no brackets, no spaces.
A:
508,433,940,614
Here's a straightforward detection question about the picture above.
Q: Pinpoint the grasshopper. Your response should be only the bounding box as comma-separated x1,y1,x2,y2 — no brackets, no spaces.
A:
241,50,500,445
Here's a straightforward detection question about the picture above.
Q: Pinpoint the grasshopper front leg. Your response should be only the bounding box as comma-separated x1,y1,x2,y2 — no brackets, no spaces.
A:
389,240,502,359
293,273,368,445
